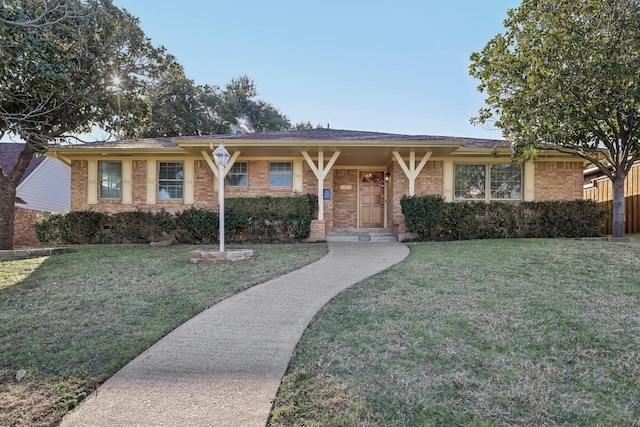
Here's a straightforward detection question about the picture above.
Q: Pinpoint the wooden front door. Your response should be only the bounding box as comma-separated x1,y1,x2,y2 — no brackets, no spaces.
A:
360,171,385,228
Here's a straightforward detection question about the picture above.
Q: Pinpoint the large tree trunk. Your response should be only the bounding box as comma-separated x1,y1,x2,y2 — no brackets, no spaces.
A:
611,175,626,238
0,143,34,250
0,181,17,250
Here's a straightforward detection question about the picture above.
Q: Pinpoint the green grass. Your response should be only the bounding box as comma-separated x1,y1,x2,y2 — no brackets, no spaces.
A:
0,243,327,427
269,239,640,426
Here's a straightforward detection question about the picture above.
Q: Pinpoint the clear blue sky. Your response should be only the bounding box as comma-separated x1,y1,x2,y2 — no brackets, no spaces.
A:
113,0,521,139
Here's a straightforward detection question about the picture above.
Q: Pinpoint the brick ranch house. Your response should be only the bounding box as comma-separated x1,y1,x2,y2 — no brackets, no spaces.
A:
47,128,584,240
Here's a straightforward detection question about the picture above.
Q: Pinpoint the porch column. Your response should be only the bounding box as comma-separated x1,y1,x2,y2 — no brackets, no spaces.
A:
301,150,340,221
392,151,432,196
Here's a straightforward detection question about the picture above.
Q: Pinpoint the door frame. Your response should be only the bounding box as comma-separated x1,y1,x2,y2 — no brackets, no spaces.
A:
357,169,387,228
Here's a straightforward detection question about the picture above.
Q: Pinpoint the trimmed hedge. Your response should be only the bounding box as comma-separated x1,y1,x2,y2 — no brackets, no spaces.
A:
35,195,314,245
401,195,609,240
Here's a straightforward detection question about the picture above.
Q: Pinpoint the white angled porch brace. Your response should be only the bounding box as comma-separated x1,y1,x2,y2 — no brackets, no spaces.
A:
301,151,340,221
392,151,432,196
200,150,241,180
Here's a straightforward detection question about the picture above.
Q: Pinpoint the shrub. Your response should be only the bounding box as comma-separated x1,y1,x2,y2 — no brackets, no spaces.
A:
521,200,609,238
403,197,608,241
41,211,107,244
175,207,219,243
35,212,70,245
108,210,159,243
226,195,312,241
35,195,314,245
400,195,445,238
440,202,485,240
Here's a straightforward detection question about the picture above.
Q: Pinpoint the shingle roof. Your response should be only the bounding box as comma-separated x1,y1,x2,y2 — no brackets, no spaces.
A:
181,128,510,148
0,143,45,184
49,129,511,150
52,138,178,150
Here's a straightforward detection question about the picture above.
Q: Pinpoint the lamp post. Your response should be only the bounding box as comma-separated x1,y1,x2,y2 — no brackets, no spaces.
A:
213,143,230,252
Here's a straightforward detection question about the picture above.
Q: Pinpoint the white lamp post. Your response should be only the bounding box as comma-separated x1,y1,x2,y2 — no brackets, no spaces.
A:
213,143,230,252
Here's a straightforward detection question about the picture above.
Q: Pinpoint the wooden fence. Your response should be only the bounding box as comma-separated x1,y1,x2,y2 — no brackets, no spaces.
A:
584,163,640,235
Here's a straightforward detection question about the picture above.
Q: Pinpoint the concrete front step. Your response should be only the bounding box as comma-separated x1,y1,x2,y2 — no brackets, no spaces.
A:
326,228,397,242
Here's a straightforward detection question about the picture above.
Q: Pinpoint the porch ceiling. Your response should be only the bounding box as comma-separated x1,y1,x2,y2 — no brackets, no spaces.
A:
176,139,463,167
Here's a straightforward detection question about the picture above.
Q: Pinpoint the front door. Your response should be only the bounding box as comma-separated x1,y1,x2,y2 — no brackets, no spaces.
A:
360,171,385,228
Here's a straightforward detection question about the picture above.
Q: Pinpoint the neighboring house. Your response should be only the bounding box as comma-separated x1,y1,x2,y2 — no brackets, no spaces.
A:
0,143,71,246
584,161,640,235
46,128,584,239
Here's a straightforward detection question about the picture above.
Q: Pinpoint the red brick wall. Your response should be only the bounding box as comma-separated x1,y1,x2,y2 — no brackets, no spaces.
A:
534,161,584,201
415,161,444,196
193,160,216,208
71,159,309,214
132,160,147,205
13,207,45,247
71,160,88,211
332,169,358,228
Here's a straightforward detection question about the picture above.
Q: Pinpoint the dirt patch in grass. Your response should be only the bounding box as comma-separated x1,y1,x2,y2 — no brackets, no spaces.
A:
269,239,640,426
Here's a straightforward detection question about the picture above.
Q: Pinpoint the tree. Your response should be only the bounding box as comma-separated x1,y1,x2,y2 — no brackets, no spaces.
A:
470,0,640,237
141,78,228,137
0,0,179,249
294,121,325,130
141,75,291,137
218,76,290,133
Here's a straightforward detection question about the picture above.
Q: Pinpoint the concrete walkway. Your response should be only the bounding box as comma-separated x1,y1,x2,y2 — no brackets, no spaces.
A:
61,241,409,427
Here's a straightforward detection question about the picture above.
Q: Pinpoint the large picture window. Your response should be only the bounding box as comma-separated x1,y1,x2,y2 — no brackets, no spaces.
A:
225,162,248,187
158,162,184,199
455,163,522,202
100,161,122,199
269,162,292,187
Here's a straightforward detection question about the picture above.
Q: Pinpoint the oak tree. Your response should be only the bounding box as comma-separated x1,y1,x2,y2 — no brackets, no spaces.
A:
141,75,291,138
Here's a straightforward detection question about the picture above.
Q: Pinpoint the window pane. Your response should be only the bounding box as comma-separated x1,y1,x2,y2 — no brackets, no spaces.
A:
455,164,485,200
269,162,292,187
226,162,248,187
491,164,522,200
100,161,122,199
158,162,184,199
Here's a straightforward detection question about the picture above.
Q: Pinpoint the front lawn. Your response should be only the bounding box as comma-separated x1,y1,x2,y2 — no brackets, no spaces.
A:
269,239,640,426
0,243,328,427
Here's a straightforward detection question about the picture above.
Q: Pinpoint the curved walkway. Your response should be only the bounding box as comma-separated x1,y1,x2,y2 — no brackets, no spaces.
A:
61,241,410,427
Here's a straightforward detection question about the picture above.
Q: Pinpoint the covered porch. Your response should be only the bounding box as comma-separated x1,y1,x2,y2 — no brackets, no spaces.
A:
175,129,465,239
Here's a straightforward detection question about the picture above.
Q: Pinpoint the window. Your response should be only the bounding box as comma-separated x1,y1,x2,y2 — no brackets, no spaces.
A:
226,162,248,187
490,164,522,200
455,163,522,202
100,161,122,199
158,162,184,199
269,162,292,187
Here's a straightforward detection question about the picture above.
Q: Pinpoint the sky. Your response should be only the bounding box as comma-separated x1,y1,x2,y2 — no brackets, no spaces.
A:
115,1,520,139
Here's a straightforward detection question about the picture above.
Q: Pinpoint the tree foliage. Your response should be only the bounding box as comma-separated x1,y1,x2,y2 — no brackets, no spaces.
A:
0,0,178,249
1,0,179,146
141,75,291,137
294,121,325,130
470,0,640,237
